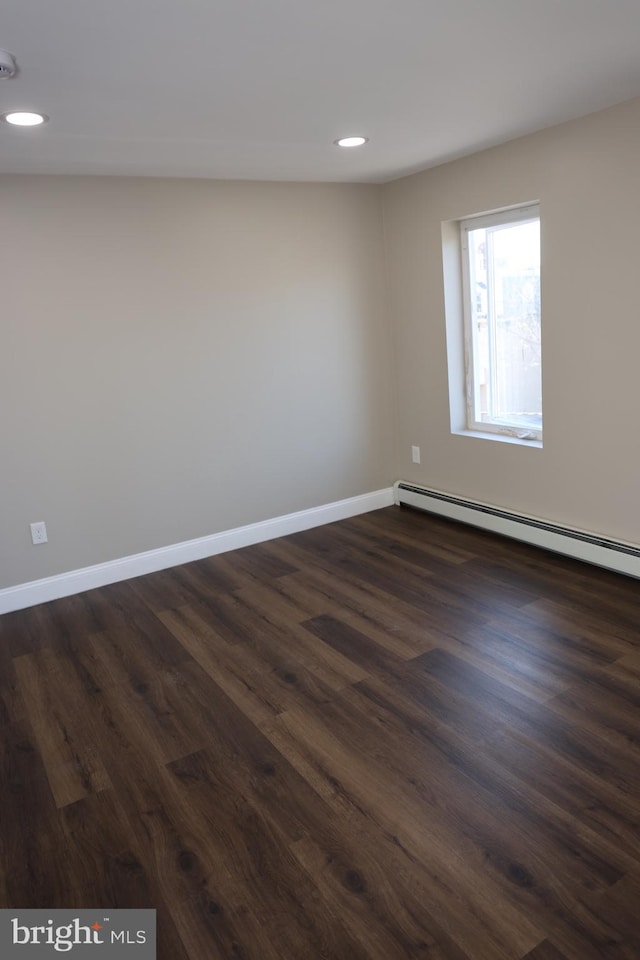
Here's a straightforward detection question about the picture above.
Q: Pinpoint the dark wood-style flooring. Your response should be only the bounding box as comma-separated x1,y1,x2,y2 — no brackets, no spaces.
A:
1,505,639,959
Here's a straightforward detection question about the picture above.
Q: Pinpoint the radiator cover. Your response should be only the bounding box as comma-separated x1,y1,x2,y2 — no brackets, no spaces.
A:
393,481,640,579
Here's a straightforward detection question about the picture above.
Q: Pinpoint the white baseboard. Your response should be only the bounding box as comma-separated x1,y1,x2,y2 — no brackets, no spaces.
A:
0,487,394,615
394,480,640,580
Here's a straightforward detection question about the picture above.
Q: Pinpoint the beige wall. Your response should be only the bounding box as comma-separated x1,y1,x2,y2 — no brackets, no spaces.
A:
1,176,393,589
4,96,640,592
383,96,640,545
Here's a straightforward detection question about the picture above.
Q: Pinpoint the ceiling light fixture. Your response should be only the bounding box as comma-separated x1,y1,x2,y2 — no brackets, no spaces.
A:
1,111,48,126
334,136,368,148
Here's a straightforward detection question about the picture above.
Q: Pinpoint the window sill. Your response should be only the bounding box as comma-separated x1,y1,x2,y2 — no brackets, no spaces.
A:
452,428,543,448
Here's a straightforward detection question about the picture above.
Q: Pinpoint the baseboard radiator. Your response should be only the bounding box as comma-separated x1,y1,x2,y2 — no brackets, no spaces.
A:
393,481,640,579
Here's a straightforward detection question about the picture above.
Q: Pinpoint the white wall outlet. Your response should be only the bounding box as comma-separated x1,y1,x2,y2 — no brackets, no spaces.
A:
30,521,48,545
411,445,421,464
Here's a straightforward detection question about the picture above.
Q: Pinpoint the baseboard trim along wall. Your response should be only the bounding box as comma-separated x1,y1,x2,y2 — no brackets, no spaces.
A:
394,480,640,580
0,488,395,615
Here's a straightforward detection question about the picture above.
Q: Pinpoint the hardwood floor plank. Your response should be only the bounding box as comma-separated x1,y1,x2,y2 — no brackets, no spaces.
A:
337,679,626,894
0,637,24,726
165,749,374,960
159,604,285,728
225,572,327,624
13,650,112,807
216,540,300,581
580,873,640,955
109,754,274,960
228,602,371,691
431,620,571,703
0,601,62,657
460,550,639,634
546,676,640,753
294,581,431,659
403,649,640,858
268,532,495,640
417,648,640,801
0,719,72,907
519,597,639,658
159,603,341,730
42,580,160,641
263,544,453,652
301,613,409,677
290,833,475,960
345,508,476,564
291,525,504,625
79,633,209,766
349,672,637,875
233,570,426,660
196,585,371,686
338,515,543,609
522,941,572,959
489,605,635,675
58,790,167,913
266,704,543,959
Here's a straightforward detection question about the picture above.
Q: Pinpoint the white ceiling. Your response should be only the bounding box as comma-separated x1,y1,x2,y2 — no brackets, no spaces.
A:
2,0,640,183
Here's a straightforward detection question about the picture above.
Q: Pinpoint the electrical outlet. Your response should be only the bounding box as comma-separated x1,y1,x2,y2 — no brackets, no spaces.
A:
411,445,421,464
30,521,48,545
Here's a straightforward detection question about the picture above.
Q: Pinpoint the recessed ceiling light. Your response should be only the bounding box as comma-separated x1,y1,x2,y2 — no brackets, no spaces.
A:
1,111,48,126
334,136,368,148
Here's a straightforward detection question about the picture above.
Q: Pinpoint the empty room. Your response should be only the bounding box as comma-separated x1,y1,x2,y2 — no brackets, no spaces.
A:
1,2,639,958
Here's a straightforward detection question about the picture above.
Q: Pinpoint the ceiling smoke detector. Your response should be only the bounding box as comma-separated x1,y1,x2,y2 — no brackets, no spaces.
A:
0,49,17,78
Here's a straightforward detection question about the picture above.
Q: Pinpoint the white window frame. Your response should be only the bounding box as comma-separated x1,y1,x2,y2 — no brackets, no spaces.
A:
460,203,542,442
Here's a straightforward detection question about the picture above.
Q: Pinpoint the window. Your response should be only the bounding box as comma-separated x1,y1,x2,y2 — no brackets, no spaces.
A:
460,204,541,440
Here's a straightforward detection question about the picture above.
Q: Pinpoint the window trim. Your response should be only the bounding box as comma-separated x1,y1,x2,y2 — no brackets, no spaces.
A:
460,203,542,442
